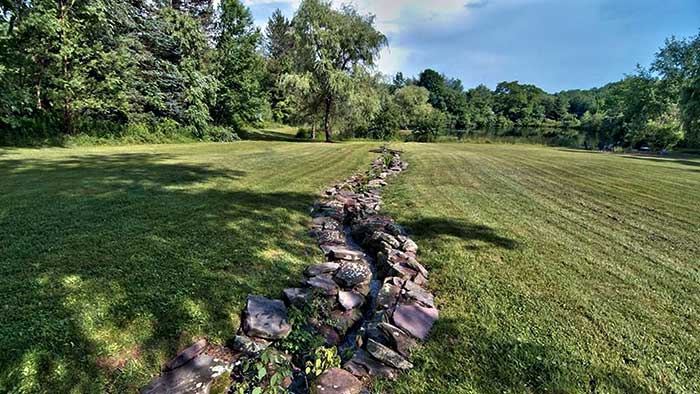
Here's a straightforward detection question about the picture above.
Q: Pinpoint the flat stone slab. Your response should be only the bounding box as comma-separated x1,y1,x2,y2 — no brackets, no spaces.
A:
304,262,341,277
311,368,363,394
321,245,364,261
366,339,413,370
343,349,399,380
164,339,207,371
142,355,229,394
243,295,292,340
378,322,417,358
392,304,438,340
306,274,339,296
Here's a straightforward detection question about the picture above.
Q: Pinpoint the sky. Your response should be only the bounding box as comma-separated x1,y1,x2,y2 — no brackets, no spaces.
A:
243,0,700,93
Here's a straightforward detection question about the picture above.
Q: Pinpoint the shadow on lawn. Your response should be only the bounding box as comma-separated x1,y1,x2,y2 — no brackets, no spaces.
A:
241,129,303,142
620,154,700,168
0,153,320,392
413,317,654,393
402,217,518,250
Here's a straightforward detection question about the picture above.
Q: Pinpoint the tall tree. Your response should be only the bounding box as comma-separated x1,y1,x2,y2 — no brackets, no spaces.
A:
213,0,266,128
263,8,294,122
288,0,386,142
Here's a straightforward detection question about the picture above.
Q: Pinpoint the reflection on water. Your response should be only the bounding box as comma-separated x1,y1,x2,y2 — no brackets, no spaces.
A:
446,127,601,149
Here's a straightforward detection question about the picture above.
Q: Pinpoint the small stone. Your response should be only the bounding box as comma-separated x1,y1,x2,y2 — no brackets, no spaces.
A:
375,282,400,310
243,295,292,340
370,231,400,248
343,349,399,380
334,262,372,288
353,280,371,296
310,368,362,394
366,339,413,370
330,308,363,334
378,323,418,358
338,290,364,310
322,245,364,261
306,274,340,296
402,280,435,308
283,288,312,306
230,335,269,355
318,325,341,346
304,262,341,277
392,304,438,340
401,239,418,254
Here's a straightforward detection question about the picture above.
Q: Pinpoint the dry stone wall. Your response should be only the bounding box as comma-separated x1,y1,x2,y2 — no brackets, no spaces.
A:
142,147,438,394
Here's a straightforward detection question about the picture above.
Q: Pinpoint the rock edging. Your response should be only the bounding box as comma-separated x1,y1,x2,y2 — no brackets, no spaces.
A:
142,147,438,394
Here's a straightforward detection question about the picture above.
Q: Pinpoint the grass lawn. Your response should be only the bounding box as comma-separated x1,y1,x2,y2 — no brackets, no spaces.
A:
1,142,699,393
0,141,374,393
377,144,700,393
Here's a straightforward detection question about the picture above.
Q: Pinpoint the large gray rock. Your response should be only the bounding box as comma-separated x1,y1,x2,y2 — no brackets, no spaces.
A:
391,304,438,340
310,368,363,394
243,295,292,340
375,281,400,310
366,339,413,370
334,262,372,288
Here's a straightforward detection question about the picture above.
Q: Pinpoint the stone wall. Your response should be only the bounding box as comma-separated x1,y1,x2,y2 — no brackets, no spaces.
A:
142,147,438,394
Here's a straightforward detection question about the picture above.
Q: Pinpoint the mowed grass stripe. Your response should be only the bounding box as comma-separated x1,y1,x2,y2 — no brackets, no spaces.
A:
378,143,700,394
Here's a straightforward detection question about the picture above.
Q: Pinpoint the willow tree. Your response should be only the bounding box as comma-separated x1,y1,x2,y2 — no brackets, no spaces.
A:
288,0,386,142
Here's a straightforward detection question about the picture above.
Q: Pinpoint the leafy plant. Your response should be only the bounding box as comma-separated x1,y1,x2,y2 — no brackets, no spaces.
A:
230,349,293,394
304,346,341,377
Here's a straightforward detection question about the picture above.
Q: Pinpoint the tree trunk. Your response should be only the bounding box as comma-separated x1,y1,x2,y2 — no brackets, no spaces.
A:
311,121,316,140
323,98,332,143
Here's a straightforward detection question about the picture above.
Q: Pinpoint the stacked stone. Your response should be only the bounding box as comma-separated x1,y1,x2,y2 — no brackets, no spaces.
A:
304,148,439,390
142,147,437,394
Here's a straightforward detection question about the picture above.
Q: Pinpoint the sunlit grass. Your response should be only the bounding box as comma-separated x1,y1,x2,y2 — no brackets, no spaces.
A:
2,141,699,393
0,141,374,393
377,143,700,394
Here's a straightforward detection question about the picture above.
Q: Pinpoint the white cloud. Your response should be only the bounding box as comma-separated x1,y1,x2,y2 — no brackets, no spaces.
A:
246,0,483,75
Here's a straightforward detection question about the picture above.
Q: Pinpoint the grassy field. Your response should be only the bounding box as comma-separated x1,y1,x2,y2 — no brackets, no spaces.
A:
0,142,375,393
1,142,699,393
377,144,700,394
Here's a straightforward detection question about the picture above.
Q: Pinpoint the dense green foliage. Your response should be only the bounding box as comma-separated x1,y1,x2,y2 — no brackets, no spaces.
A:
1,1,698,148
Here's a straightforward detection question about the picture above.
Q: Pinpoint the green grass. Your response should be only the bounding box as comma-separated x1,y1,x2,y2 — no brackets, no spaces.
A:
0,142,374,393
376,144,700,393
1,142,699,393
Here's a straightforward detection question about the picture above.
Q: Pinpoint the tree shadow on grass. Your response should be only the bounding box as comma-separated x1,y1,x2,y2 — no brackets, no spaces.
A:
0,153,322,392
241,129,305,142
620,154,700,168
402,217,519,250
406,317,654,394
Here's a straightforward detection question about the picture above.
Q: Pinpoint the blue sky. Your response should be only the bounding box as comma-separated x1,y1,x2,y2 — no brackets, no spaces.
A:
244,0,700,93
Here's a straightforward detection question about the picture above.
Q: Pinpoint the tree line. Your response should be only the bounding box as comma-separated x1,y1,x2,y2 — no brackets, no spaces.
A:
1,0,698,149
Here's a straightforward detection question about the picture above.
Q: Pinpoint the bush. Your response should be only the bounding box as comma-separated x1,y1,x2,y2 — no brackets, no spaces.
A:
198,126,240,142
